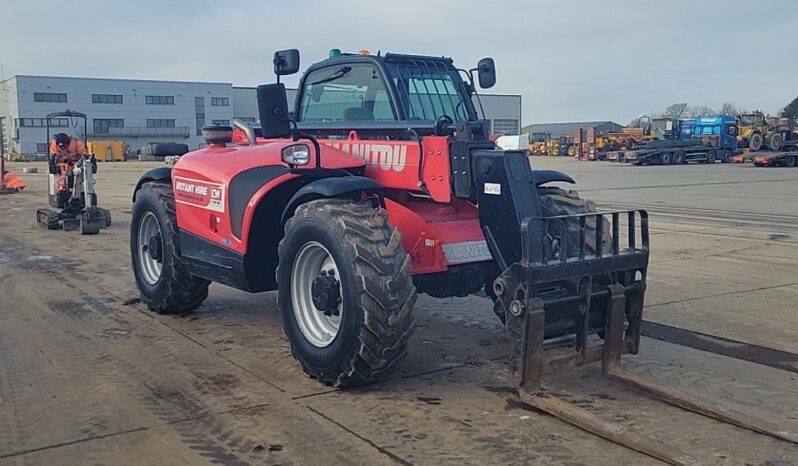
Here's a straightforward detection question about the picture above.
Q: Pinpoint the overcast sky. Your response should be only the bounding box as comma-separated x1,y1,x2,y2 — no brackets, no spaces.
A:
1,0,796,125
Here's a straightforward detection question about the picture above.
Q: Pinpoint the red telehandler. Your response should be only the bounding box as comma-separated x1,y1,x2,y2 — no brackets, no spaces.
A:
130,49,796,463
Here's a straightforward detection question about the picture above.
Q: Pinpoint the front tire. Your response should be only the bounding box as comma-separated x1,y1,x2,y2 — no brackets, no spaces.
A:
492,187,611,324
749,133,763,151
278,199,417,387
130,183,210,314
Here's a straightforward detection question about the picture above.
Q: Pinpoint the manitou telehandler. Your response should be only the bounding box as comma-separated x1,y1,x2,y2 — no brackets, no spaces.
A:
130,49,796,463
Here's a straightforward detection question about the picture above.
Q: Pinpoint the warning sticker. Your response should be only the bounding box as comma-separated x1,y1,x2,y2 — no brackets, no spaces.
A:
173,176,225,213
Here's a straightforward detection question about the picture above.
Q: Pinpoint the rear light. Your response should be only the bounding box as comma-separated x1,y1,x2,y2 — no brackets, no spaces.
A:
281,143,311,166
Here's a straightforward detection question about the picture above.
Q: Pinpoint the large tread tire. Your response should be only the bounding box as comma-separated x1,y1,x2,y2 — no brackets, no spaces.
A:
492,187,611,324
277,199,417,387
537,187,612,258
131,183,210,314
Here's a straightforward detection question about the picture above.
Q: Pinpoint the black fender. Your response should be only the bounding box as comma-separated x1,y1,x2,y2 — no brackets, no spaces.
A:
280,175,383,225
531,170,575,187
132,167,172,201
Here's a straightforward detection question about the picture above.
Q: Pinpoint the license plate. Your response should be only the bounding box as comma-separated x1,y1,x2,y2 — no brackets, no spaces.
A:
442,240,493,264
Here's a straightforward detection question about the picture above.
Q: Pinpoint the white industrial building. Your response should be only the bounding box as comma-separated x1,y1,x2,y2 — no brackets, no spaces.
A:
1,75,520,160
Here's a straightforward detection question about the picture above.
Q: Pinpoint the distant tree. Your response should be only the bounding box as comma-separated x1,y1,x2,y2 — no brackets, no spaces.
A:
689,105,715,117
720,102,741,116
781,96,798,118
664,103,689,118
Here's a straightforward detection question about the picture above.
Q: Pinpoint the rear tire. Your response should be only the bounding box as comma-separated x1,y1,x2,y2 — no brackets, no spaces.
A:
659,152,673,165
672,150,685,165
706,150,717,164
278,199,417,387
768,133,783,151
721,149,732,163
131,183,210,314
786,156,796,168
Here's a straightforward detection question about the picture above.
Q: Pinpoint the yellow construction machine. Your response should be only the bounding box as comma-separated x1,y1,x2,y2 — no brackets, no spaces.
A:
737,112,798,151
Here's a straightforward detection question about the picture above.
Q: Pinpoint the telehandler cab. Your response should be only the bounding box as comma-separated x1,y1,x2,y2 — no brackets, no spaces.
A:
131,49,796,463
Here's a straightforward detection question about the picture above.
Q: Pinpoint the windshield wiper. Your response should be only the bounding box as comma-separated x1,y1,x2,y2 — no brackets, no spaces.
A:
310,66,352,86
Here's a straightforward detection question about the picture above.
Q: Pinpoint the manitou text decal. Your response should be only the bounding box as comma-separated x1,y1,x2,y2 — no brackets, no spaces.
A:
325,142,407,172
174,176,225,213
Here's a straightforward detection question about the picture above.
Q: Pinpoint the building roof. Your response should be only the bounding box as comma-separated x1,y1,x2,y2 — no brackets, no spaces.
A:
4,74,231,86
522,121,624,137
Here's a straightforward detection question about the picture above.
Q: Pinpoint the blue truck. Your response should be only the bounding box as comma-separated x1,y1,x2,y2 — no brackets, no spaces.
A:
620,115,738,165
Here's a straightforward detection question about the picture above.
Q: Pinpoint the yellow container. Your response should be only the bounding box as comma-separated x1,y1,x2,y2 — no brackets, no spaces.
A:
88,140,126,161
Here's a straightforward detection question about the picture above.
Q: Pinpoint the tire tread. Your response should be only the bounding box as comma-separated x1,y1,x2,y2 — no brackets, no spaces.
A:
278,199,416,387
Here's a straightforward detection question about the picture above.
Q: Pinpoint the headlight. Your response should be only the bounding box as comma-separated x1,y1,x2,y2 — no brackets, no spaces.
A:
281,143,310,166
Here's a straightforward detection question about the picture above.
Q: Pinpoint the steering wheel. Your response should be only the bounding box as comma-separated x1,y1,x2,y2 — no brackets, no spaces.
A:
435,115,454,136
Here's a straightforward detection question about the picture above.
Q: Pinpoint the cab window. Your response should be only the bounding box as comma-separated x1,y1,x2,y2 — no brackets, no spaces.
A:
298,64,396,122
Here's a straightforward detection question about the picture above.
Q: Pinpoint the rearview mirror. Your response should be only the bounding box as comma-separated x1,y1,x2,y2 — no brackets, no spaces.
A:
274,49,300,76
477,57,496,89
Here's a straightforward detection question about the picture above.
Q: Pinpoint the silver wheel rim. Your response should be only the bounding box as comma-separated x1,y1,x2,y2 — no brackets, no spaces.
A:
138,211,163,285
291,241,343,348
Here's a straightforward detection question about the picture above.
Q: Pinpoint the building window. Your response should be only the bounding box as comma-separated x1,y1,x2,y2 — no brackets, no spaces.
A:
195,97,205,136
36,143,48,153
147,119,176,128
93,119,124,133
236,117,256,123
33,92,67,103
211,97,229,107
211,119,230,126
493,119,519,136
145,95,174,105
92,94,123,104
19,118,69,127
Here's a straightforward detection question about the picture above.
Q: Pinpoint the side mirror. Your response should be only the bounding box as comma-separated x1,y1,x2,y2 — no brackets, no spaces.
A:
274,49,300,76
257,83,291,139
477,57,496,89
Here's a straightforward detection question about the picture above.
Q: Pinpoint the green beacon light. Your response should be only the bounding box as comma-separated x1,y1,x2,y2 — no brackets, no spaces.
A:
329,48,342,58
